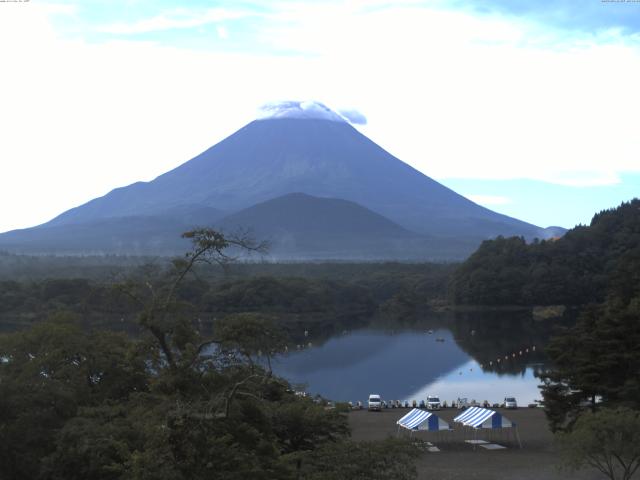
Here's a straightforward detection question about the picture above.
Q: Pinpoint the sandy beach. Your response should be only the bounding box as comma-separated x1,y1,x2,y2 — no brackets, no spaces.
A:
349,407,603,480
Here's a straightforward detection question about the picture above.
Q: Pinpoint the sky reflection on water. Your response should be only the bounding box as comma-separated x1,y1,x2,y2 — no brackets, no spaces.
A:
408,360,544,406
271,326,545,404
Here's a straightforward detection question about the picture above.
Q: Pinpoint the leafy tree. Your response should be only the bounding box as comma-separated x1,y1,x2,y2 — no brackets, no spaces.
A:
116,228,267,380
215,312,289,374
557,408,640,480
0,229,421,479
540,304,640,431
269,399,349,454
0,315,147,480
540,240,640,431
40,403,140,480
292,438,419,480
450,199,640,306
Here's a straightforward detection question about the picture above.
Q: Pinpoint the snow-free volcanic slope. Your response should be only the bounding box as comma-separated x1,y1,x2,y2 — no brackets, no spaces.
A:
0,101,551,258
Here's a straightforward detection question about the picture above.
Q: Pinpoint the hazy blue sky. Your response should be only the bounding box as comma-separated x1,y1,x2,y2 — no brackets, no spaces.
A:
1,0,639,231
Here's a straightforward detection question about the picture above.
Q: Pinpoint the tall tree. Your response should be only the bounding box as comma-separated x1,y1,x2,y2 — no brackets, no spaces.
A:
558,408,640,480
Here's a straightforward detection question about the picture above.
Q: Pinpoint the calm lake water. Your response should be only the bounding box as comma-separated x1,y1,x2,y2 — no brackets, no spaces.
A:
271,313,552,405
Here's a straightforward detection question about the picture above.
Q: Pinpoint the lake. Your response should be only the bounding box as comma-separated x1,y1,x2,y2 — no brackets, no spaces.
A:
271,312,553,405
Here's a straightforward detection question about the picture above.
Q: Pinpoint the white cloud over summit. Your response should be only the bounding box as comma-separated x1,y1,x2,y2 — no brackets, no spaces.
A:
257,101,346,122
257,101,368,125
338,109,367,125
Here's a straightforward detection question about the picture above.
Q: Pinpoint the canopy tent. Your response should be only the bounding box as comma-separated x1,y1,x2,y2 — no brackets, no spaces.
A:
397,408,451,432
453,406,483,424
453,406,521,448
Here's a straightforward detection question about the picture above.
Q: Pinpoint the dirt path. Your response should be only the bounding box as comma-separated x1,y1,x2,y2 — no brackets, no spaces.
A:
349,408,603,480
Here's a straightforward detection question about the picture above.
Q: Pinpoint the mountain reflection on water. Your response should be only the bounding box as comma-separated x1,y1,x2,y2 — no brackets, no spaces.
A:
271,311,556,404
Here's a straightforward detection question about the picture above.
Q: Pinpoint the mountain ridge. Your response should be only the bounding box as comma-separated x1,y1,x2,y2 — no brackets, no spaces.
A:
45,118,544,237
0,110,559,259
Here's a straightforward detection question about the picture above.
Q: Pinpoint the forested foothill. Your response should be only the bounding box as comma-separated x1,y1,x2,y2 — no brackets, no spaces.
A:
450,199,640,307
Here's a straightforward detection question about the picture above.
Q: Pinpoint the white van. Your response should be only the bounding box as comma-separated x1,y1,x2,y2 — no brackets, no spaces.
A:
368,394,382,411
427,396,441,410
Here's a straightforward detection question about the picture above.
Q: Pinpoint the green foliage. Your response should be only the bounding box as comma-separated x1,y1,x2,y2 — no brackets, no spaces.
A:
541,298,640,431
557,407,640,480
0,257,453,337
0,317,147,479
292,438,420,480
215,313,289,371
269,399,349,453
0,229,419,480
40,404,139,480
450,199,640,306
204,276,376,317
540,225,640,431
0,315,351,480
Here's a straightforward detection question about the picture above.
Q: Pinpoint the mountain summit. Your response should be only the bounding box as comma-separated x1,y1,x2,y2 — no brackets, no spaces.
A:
0,101,553,259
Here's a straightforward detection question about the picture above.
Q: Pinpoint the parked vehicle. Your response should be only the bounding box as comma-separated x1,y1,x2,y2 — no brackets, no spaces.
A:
503,397,518,409
368,394,382,411
427,396,441,410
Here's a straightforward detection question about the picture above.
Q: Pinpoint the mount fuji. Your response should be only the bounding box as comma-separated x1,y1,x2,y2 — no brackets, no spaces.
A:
0,101,557,260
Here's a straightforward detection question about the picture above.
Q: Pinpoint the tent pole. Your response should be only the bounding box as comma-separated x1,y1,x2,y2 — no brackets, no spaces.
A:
515,427,522,449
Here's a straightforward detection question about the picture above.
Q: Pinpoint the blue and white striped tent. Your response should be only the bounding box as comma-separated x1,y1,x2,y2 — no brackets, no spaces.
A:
453,406,521,448
397,408,451,432
453,407,513,429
